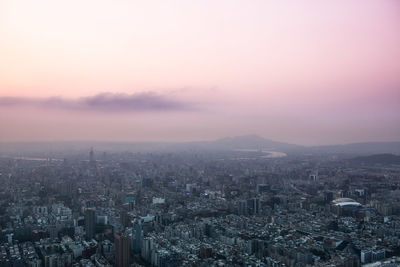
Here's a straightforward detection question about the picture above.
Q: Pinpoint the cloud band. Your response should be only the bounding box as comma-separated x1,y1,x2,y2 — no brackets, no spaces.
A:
0,92,194,112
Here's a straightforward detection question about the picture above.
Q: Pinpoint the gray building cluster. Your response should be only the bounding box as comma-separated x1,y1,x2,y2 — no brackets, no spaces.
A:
1,148,400,266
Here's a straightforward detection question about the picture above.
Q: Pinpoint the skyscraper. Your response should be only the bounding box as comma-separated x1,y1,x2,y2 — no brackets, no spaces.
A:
85,208,96,240
238,200,248,216
120,210,130,228
115,232,130,267
252,198,260,215
89,147,94,163
133,219,142,253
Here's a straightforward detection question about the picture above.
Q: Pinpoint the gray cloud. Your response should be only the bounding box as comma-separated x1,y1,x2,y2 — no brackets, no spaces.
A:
0,92,195,112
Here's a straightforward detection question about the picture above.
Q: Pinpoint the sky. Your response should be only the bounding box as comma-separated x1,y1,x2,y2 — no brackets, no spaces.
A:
0,0,399,145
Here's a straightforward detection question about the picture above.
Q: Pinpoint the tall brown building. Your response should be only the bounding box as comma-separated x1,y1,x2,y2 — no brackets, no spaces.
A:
115,232,130,267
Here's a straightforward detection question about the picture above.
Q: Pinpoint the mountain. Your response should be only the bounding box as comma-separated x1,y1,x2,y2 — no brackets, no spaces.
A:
169,134,301,152
211,134,300,150
0,135,300,155
350,153,400,165
1,136,399,155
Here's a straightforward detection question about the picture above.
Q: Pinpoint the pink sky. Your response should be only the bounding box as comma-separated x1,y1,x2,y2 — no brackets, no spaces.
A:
0,0,399,145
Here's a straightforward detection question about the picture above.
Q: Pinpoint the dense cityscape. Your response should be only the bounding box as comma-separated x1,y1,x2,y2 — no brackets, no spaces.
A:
1,1,400,266
1,138,400,267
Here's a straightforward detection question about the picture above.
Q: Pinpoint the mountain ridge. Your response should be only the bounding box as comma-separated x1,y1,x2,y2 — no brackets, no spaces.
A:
1,134,400,154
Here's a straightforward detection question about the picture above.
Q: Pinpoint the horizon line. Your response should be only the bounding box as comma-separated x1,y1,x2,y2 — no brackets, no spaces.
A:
1,135,400,148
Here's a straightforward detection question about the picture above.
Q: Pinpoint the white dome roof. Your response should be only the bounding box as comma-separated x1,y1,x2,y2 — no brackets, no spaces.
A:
332,198,361,206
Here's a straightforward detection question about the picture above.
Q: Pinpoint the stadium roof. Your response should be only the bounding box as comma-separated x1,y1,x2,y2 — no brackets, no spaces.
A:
332,198,362,207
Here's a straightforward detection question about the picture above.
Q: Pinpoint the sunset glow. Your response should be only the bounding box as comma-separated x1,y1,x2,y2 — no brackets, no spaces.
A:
1,0,399,145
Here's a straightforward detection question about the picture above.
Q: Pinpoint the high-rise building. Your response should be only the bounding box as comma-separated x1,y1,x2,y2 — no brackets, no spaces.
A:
133,219,142,253
256,184,269,194
361,250,372,264
89,147,95,163
89,147,96,170
252,198,260,215
85,209,96,240
246,198,260,215
120,210,130,228
115,232,130,267
141,237,153,262
238,200,248,216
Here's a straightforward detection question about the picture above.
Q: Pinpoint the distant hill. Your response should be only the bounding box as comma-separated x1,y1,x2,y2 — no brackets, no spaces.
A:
202,137,400,155
312,142,400,155
168,134,301,152
1,136,400,155
204,134,300,151
350,153,400,165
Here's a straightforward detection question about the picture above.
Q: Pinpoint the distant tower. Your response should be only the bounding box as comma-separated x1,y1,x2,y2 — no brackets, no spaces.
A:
85,209,96,240
115,232,130,267
89,147,95,163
